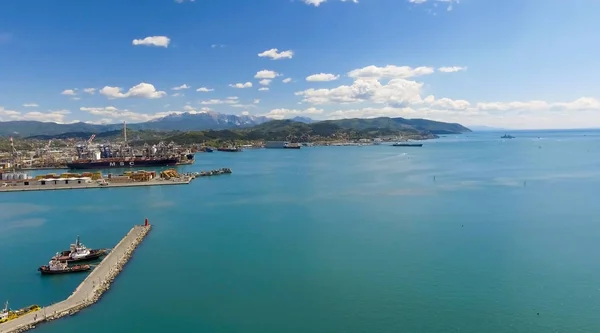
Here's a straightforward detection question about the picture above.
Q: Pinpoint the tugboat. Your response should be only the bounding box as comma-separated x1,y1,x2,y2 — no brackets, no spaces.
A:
501,134,515,139
53,236,107,263
0,301,41,324
38,259,91,275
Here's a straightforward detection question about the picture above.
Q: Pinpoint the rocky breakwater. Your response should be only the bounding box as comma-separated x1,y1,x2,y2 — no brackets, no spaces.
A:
1,224,152,333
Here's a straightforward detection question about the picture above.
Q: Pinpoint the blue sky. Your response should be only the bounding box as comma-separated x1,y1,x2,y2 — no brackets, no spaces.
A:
1,0,599,129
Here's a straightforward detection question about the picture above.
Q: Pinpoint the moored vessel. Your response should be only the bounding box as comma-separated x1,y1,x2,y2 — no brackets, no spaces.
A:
392,142,423,147
67,157,178,170
38,259,91,275
53,236,108,263
501,134,515,139
217,146,242,152
0,301,41,324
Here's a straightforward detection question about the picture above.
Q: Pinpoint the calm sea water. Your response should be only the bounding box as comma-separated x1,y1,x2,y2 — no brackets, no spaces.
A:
2,130,600,333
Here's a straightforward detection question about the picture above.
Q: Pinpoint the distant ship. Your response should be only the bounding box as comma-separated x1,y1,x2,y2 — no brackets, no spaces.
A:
217,146,243,152
67,157,178,170
392,142,423,147
501,134,516,139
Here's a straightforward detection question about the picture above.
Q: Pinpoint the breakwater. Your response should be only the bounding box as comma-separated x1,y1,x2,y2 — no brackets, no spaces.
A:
0,224,152,333
0,177,192,193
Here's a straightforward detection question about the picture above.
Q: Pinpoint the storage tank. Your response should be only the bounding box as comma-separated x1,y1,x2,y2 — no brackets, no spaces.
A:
94,151,101,160
18,173,26,180
4,174,13,181
151,146,157,155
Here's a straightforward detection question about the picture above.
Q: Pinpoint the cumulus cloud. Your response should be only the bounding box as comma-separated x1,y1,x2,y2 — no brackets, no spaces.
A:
83,88,96,94
259,87,270,91
283,78,292,83
348,65,435,79
132,36,170,48
254,70,280,79
196,87,214,92
99,83,167,99
22,103,38,107
296,78,423,106
229,82,253,89
0,107,70,123
259,79,272,86
306,73,340,82
61,89,77,96
258,48,294,60
263,107,324,119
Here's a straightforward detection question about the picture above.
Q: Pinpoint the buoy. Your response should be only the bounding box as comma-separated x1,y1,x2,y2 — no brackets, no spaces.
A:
144,218,148,226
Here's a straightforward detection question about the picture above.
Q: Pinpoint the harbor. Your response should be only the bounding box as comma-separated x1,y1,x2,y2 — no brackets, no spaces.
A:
0,222,152,333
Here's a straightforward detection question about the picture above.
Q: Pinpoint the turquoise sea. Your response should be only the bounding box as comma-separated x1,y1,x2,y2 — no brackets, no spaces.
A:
2,130,600,333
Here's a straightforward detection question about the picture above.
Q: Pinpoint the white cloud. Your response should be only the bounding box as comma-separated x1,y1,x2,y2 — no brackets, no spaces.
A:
71,97,81,100
83,88,96,94
199,98,239,105
253,99,260,104
408,0,427,3
259,79,272,86
22,103,38,107
229,82,253,89
172,92,184,97
348,65,435,79
172,84,190,90
99,82,167,99
263,107,324,119
196,87,214,92
61,89,77,96
303,0,358,6
258,48,294,60
0,107,70,123
132,36,170,48
296,78,423,106
211,44,226,48
259,87,270,91
283,78,292,83
306,73,340,82
254,70,280,79
438,66,467,73
81,106,162,122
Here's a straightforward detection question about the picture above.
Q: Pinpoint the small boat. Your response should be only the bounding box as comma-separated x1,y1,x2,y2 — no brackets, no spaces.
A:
204,147,214,152
284,143,301,149
0,301,41,323
392,142,423,147
38,259,91,275
217,146,242,152
501,134,515,139
53,236,107,263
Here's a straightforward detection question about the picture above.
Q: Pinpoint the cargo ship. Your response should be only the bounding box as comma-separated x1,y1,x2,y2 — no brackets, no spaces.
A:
0,301,41,324
67,122,184,170
67,157,178,170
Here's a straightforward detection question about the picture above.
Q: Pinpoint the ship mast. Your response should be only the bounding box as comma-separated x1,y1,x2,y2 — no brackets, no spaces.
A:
123,121,128,146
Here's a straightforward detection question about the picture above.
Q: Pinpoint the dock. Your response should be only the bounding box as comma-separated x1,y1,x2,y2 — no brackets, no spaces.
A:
0,177,192,193
0,223,152,333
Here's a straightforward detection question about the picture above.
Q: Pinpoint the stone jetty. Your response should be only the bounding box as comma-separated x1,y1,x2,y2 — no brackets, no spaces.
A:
0,223,152,333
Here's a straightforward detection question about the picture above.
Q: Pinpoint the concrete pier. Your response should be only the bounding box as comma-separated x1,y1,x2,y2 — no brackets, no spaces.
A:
0,224,152,333
0,177,192,193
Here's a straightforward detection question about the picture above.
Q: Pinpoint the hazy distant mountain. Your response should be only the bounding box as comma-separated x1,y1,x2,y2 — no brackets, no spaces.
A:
290,116,314,124
139,111,271,131
0,111,280,137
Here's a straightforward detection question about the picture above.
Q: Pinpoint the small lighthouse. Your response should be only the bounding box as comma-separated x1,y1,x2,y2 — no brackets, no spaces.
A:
144,218,149,227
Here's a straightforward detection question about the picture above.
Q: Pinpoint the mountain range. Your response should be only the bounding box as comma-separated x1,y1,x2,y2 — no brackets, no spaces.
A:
0,112,319,137
0,111,469,138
